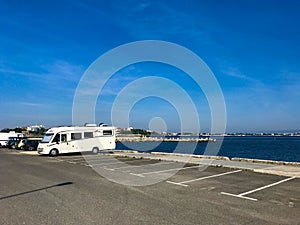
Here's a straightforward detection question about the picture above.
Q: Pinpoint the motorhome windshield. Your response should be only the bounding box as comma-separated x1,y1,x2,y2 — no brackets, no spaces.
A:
41,133,54,143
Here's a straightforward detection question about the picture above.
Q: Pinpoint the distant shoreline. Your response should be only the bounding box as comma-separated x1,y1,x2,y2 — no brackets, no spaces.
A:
116,136,217,142
116,134,300,142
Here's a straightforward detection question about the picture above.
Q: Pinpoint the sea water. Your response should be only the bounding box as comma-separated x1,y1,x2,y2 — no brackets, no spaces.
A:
116,136,300,162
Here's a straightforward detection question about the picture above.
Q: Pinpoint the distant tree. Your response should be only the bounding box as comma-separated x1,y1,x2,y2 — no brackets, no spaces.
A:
118,128,151,136
131,129,151,136
1,128,10,133
13,127,25,133
27,127,46,137
119,130,132,134
39,127,46,135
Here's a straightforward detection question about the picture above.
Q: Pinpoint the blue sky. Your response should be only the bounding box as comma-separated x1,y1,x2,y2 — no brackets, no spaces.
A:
0,0,300,133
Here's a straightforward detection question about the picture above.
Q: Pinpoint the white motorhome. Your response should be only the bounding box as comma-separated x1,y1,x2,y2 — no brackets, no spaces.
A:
0,131,24,147
37,124,116,156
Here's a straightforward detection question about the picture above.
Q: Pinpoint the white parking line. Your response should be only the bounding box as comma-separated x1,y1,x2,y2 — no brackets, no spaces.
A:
167,170,242,187
88,158,150,167
103,161,175,171
58,157,117,164
85,158,122,163
66,161,79,164
85,158,142,165
58,154,115,160
221,176,296,201
166,181,189,187
130,165,201,177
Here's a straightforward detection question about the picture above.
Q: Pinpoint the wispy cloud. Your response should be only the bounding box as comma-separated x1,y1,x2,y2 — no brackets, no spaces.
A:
221,67,259,83
0,60,85,102
41,60,84,83
0,67,43,79
0,60,84,81
20,102,43,107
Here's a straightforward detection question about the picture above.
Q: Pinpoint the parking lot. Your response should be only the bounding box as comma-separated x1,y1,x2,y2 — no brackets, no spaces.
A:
53,153,299,200
1,148,299,224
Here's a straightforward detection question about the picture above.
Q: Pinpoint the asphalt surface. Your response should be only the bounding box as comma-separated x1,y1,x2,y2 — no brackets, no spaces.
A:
0,148,299,225
110,151,300,177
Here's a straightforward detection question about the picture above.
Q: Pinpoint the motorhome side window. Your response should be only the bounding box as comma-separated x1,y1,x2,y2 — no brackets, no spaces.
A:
71,133,82,140
61,134,67,142
84,132,93,138
103,130,113,135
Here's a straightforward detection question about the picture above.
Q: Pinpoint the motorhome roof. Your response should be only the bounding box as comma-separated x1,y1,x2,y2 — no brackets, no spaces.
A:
46,125,114,133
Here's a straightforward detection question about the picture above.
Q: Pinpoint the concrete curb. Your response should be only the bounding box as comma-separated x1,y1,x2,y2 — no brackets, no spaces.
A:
150,152,230,161
231,157,300,166
112,150,139,154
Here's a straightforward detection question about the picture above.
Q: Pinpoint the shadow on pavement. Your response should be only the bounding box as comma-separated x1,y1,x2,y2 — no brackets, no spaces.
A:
0,182,73,200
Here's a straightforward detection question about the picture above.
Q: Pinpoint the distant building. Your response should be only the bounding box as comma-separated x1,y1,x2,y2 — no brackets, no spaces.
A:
27,125,44,132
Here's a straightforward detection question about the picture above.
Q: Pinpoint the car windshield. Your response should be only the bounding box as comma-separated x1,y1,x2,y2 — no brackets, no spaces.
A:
41,133,54,143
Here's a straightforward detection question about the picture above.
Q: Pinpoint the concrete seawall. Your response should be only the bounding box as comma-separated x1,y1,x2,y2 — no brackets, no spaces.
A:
231,157,300,167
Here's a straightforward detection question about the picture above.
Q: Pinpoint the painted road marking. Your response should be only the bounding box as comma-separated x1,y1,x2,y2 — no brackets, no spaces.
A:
88,158,151,167
57,157,120,165
61,156,145,164
129,173,145,177
167,170,242,187
84,158,123,163
103,161,175,171
58,155,98,160
221,176,297,201
67,156,112,160
130,165,201,177
88,160,136,167
56,156,168,169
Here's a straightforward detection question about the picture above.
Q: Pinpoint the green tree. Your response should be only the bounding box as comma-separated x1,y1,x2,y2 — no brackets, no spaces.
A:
0,128,10,133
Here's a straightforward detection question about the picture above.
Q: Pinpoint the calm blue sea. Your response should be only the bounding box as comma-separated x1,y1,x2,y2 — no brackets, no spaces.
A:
116,136,300,162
